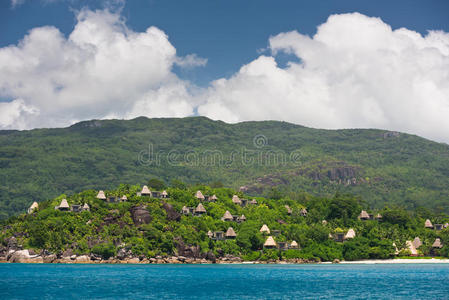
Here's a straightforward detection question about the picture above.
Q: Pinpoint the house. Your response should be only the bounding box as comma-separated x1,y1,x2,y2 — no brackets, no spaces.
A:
207,230,213,238
289,241,299,249
212,231,225,241
194,203,207,216
434,224,444,231
82,203,90,211
96,190,106,200
344,229,356,240
141,185,151,196
237,215,246,223
300,208,307,217
71,204,82,212
260,224,270,234
161,190,169,199
432,238,443,249
425,219,433,229
56,199,70,211
28,202,39,214
107,196,119,203
278,242,289,251
358,210,370,220
232,195,242,205
250,199,258,205
322,220,328,225
406,240,418,256
264,236,277,249
285,205,292,215
221,210,233,221
181,206,193,215
121,195,128,202
374,213,382,220
209,194,218,202
412,237,422,249
333,232,345,243
151,191,161,198
240,199,248,207
225,227,237,239
195,190,205,201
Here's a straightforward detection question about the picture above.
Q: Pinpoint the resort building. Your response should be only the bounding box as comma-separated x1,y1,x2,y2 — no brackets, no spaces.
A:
82,203,90,211
434,224,444,231
28,202,39,214
96,190,106,200
432,238,443,249
344,229,356,240
250,199,258,205
194,203,207,216
209,194,218,202
195,190,205,201
358,210,370,220
406,240,418,256
425,219,433,229
260,224,270,234
263,236,277,249
232,195,242,205
161,190,169,199
121,195,128,202
225,227,237,239
56,199,70,211
412,237,422,249
141,185,151,196
290,240,299,249
300,208,308,217
285,205,292,215
221,210,233,221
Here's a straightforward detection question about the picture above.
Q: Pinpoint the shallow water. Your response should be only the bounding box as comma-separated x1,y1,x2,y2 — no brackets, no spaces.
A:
1,263,449,299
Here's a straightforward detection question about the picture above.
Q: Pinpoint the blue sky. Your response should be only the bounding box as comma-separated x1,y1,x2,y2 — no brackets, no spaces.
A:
1,0,449,143
2,0,449,86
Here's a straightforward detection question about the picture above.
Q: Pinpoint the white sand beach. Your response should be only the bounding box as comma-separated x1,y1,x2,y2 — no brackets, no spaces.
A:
338,259,449,264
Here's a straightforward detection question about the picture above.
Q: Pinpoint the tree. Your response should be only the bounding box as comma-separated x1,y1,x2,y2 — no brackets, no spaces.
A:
148,178,166,190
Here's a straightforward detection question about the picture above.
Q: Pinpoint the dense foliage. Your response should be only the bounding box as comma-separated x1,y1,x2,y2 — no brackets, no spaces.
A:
2,184,449,262
1,116,449,218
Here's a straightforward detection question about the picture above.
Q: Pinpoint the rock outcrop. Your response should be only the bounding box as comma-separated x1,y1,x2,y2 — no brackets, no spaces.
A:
130,206,152,226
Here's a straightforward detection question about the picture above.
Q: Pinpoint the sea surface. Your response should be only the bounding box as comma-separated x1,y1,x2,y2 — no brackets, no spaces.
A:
1,263,449,299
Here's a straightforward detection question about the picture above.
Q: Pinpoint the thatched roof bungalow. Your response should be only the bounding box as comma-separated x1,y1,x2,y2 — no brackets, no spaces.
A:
425,219,433,228
433,238,443,248
209,194,218,201
358,210,370,220
344,228,356,240
28,202,39,214
82,203,90,211
250,199,258,205
412,237,422,249
225,227,237,239
232,195,242,205
194,203,206,215
141,185,151,196
264,236,277,249
285,205,292,215
121,195,128,202
195,190,205,200
406,240,418,256
290,240,299,249
300,208,307,217
56,199,70,211
96,190,106,200
221,210,233,221
161,190,168,198
260,224,270,234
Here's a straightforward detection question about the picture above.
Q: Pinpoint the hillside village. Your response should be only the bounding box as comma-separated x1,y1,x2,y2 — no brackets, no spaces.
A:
1,182,449,264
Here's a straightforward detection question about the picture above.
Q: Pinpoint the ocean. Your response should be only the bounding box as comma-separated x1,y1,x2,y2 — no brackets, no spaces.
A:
1,263,449,299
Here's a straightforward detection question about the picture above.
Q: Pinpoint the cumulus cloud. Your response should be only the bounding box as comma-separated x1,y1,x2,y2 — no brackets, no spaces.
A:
0,8,200,129
1,11,449,143
198,13,449,143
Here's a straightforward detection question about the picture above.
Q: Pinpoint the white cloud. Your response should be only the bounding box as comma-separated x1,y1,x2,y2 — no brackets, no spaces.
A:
198,13,449,143
1,11,449,143
0,8,200,129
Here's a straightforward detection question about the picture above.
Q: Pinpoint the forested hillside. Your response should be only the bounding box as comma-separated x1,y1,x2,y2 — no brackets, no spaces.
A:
1,116,449,218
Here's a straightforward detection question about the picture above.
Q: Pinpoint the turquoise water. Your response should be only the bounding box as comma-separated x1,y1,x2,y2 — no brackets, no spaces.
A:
1,264,449,299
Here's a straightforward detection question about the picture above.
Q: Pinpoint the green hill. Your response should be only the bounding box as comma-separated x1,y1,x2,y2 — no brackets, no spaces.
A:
1,116,449,218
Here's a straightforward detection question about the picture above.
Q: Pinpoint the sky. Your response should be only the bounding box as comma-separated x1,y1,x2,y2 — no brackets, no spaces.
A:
0,0,449,143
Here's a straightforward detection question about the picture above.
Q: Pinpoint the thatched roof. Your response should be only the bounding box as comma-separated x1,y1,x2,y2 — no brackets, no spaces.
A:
260,224,270,234
195,203,206,213
161,190,168,196
300,208,307,216
222,210,233,220
285,205,292,214
433,238,443,248
345,228,356,239
59,199,69,209
207,230,213,238
412,237,422,249
182,205,189,212
210,194,218,201
359,210,370,219
290,240,299,248
96,190,106,200
250,199,258,204
141,185,151,195
226,227,237,237
195,190,205,200
264,236,277,247
375,213,382,219
83,203,90,209
322,220,328,225
239,214,246,221
232,195,241,204
406,240,418,255
29,201,39,210
120,195,127,201
425,219,433,228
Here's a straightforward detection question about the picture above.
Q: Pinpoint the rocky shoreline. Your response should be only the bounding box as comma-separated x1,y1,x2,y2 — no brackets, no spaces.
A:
1,249,316,264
